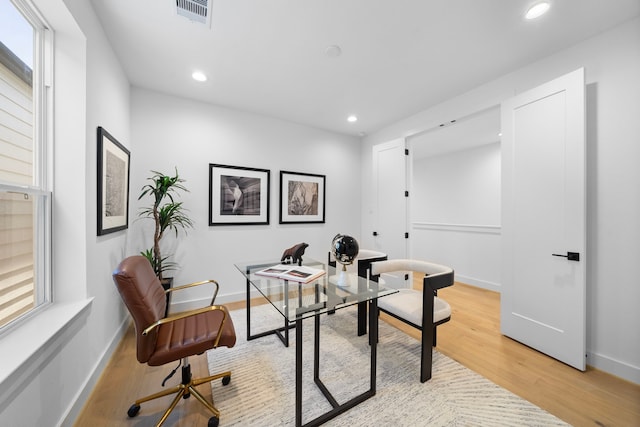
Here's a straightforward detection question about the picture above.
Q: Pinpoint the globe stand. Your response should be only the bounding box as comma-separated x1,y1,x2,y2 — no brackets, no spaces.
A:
335,263,351,288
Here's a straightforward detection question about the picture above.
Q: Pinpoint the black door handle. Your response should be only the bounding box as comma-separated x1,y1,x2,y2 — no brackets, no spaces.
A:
552,252,580,261
373,231,378,236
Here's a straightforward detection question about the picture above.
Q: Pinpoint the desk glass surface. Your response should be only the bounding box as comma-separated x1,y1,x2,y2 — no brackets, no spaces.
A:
235,258,397,322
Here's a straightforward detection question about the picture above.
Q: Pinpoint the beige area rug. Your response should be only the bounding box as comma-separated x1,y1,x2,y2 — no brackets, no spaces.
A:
207,304,568,426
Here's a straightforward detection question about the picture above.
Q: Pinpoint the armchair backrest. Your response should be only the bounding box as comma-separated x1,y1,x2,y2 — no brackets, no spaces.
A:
355,250,387,282
328,249,387,279
371,259,454,290
112,255,167,363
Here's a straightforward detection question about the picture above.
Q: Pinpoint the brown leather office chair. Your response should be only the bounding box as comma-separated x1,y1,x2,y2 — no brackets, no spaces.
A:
371,259,454,383
112,255,236,427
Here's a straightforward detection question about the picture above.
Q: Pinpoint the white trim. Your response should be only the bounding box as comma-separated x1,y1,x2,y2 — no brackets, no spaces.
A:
60,314,130,426
0,299,92,408
455,274,501,293
587,350,640,385
413,221,501,234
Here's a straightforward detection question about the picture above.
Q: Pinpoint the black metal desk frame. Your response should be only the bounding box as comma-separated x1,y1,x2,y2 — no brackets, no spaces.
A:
238,260,393,427
244,261,296,347
294,298,379,427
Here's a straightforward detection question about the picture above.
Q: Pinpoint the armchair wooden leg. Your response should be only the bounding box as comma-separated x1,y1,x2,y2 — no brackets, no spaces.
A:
420,324,434,383
421,287,436,383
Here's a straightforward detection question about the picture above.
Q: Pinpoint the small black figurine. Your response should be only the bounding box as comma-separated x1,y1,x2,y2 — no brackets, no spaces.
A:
281,242,309,266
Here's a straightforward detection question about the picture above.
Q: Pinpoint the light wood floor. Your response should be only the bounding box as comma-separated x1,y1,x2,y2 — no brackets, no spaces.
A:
75,282,640,427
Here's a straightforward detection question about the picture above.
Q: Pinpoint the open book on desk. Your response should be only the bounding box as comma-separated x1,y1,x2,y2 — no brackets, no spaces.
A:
255,264,326,283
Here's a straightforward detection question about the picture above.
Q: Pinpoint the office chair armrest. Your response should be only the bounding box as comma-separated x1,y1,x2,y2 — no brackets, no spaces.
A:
165,279,220,305
142,304,228,337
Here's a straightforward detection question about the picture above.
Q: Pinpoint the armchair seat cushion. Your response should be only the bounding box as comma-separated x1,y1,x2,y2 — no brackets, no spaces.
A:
378,289,451,327
149,307,236,366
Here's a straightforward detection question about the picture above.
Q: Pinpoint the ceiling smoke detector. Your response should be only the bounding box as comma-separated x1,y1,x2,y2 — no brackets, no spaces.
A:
176,0,213,27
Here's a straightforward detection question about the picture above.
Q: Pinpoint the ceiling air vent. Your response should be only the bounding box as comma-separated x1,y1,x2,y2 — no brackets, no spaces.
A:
176,0,212,27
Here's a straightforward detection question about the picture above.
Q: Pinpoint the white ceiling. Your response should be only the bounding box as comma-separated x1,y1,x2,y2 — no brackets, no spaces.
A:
89,0,639,136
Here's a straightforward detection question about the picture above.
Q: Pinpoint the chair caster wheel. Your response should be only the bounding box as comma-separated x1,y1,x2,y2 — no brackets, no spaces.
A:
127,404,140,418
222,375,231,386
208,416,219,427
183,392,191,399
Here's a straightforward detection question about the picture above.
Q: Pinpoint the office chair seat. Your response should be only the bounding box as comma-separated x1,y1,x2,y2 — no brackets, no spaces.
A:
149,310,237,366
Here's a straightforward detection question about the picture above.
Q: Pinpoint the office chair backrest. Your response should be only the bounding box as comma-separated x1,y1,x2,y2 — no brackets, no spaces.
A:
113,255,167,363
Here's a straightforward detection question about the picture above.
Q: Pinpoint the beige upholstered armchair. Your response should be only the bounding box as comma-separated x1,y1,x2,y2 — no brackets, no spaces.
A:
371,259,454,382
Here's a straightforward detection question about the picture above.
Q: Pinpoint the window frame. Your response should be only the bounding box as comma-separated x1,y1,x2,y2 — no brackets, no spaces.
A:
0,0,53,335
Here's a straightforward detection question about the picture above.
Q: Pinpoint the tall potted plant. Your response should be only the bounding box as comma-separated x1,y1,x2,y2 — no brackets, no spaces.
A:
138,168,193,282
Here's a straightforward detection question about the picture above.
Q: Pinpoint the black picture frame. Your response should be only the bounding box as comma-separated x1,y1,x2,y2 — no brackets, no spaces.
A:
209,163,270,225
279,170,326,224
97,126,130,235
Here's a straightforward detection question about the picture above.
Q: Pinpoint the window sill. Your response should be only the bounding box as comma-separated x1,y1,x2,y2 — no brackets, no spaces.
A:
0,299,93,405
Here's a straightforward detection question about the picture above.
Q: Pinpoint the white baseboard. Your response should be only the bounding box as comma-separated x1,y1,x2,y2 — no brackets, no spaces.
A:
587,350,640,385
59,316,130,427
455,274,501,293
169,289,248,313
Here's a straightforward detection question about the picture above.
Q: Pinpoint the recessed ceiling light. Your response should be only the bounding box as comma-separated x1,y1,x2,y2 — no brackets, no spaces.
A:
192,71,207,82
325,45,342,58
347,115,358,123
525,2,551,20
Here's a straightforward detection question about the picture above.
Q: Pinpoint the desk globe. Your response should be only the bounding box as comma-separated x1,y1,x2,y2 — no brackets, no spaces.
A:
330,234,359,287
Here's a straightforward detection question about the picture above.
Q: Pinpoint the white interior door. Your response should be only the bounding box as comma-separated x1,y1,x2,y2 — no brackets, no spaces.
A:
501,68,586,370
372,138,408,265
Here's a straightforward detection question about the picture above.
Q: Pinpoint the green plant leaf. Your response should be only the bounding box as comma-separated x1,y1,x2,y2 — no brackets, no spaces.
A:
137,168,193,280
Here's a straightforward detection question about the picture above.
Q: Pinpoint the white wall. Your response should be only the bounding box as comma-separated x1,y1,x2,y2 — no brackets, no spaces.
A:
80,0,133,421
361,17,640,383
411,143,501,290
0,0,132,425
411,143,501,225
129,89,362,307
1,5,362,424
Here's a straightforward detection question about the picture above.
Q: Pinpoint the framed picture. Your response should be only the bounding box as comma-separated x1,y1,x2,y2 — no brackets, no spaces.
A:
209,164,270,225
97,126,130,235
280,171,326,224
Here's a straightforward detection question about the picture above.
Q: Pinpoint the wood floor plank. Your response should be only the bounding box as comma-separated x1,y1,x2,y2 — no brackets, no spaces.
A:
75,283,640,426
433,282,640,427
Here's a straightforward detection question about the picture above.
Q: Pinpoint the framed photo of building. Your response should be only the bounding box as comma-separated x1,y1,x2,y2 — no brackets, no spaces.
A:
279,170,325,224
97,126,130,235
209,163,270,225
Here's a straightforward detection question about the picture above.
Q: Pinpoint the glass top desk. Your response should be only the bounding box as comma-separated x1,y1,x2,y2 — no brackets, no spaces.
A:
235,258,397,427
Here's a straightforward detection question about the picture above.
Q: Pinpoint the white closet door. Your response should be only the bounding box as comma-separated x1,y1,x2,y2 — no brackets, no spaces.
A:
372,139,408,281
501,68,586,370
